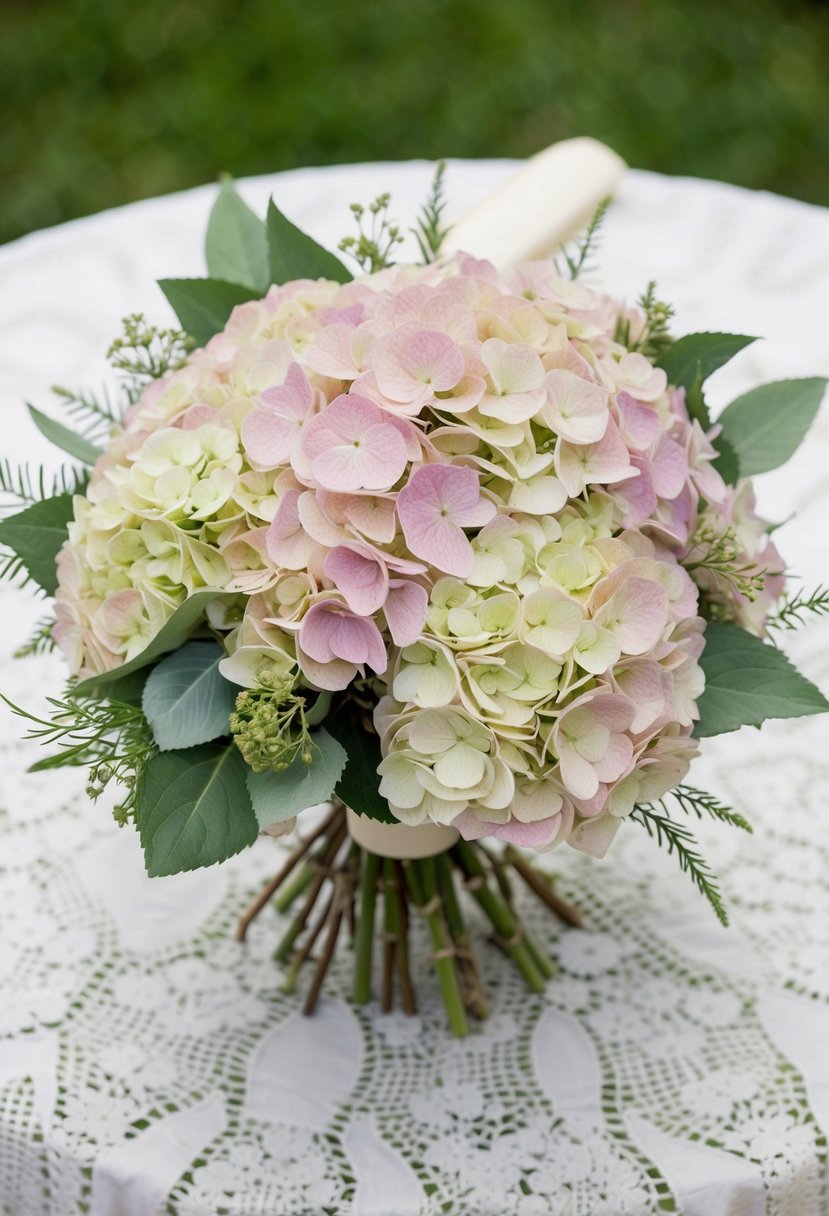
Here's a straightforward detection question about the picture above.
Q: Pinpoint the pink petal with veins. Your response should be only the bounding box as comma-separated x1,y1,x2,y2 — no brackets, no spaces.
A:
650,433,688,499
384,579,428,647
397,464,496,576
323,544,389,616
266,490,320,569
615,391,660,451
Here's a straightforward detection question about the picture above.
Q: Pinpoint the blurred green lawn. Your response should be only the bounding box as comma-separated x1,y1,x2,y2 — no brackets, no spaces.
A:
2,0,828,244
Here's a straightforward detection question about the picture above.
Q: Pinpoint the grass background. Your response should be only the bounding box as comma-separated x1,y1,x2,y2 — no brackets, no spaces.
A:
2,0,828,245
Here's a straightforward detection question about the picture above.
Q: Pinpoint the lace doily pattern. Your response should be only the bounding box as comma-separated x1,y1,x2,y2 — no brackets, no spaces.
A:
1,161,828,1216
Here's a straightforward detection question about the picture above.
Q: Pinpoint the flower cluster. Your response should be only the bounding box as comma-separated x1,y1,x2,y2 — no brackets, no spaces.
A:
53,254,781,856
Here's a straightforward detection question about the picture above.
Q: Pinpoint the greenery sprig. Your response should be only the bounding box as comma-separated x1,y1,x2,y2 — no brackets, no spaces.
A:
107,313,194,387
556,195,611,280
412,160,449,264
630,802,729,925
766,584,829,633
338,193,404,274
51,383,126,445
662,784,752,832
2,689,157,822
0,459,87,515
634,281,674,359
684,522,769,605
14,616,56,659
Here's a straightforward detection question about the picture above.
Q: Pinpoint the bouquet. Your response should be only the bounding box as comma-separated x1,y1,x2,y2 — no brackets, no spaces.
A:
3,160,827,1035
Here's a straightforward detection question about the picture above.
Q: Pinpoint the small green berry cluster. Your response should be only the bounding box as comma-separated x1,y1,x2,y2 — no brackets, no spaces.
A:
230,673,313,772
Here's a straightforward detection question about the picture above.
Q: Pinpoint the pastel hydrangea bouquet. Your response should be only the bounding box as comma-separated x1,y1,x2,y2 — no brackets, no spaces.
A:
3,161,827,1034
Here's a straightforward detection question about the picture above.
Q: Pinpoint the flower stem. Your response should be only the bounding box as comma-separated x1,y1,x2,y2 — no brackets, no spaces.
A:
274,820,346,963
235,803,342,942
435,852,488,1020
382,858,398,1013
504,846,583,927
393,860,417,1016
452,840,545,994
405,857,469,1038
274,862,315,913
352,850,380,1005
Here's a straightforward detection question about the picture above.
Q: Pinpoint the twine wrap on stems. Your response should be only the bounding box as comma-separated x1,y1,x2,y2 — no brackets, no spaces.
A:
235,801,583,1034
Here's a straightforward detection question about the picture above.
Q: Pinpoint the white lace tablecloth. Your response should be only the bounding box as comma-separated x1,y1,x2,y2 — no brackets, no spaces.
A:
1,160,828,1216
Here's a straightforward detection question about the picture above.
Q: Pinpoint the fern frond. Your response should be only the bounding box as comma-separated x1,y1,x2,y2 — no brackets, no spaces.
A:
663,785,752,833
766,584,829,632
412,160,449,264
14,615,56,658
630,804,729,925
556,196,611,280
0,548,29,587
0,460,87,515
51,383,126,442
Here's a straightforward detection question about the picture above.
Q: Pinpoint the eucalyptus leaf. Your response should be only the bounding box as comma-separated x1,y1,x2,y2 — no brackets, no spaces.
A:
0,493,75,594
143,641,238,751
266,199,352,285
326,714,396,823
74,589,237,697
716,377,827,477
137,742,258,876
158,278,260,346
246,728,347,829
657,332,757,390
696,620,829,738
27,405,102,466
205,180,269,292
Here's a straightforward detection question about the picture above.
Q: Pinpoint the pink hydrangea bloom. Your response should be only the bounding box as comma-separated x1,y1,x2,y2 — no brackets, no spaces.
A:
55,243,786,857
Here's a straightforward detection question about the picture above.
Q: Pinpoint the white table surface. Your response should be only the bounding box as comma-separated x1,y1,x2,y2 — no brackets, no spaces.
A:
1,160,828,1216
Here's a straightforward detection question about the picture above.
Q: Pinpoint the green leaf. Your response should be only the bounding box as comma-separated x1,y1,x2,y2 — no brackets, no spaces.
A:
158,278,260,346
27,405,102,466
716,377,827,477
0,493,75,594
711,431,740,485
657,332,757,390
136,742,258,876
696,620,829,738
205,180,269,292
74,589,237,697
246,728,347,829
326,714,395,823
142,641,237,751
266,198,352,285
684,363,711,429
